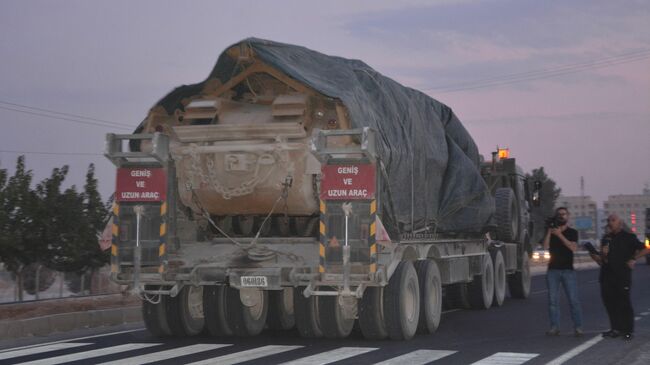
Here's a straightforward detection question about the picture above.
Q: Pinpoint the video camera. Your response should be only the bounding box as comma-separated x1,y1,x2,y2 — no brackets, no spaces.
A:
545,215,563,229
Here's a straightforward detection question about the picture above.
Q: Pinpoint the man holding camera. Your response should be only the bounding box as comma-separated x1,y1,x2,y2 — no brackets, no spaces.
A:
591,214,650,340
543,207,583,336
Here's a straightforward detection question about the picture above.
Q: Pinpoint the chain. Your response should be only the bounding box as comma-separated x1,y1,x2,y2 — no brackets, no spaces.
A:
189,174,294,254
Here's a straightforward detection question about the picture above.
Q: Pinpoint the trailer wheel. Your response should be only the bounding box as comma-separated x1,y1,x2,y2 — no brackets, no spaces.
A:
495,188,519,242
225,287,268,336
508,249,531,299
359,287,388,340
267,288,295,330
319,291,355,338
142,294,171,337
384,261,420,340
166,285,205,336
491,249,507,307
203,285,233,336
468,254,494,309
294,287,323,338
414,260,442,334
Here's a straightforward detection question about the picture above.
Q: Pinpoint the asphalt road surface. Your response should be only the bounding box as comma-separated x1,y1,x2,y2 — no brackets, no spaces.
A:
1,265,649,365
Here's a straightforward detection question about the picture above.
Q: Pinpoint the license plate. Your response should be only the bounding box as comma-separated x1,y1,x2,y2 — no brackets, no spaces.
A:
240,276,268,287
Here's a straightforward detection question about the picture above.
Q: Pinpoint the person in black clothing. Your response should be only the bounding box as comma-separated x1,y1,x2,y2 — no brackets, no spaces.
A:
543,207,583,336
590,214,650,340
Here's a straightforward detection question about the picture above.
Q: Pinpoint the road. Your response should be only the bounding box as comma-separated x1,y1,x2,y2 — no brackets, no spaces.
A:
1,265,649,365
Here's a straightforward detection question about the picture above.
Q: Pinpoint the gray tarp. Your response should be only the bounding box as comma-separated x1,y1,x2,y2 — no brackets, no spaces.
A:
148,38,494,236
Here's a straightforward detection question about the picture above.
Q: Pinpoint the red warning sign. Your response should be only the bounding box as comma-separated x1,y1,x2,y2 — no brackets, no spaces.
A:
320,164,376,200
116,168,167,202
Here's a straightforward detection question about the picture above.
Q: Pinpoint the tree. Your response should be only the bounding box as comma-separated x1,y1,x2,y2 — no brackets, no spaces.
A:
527,167,562,245
0,156,41,300
78,164,110,292
0,158,111,299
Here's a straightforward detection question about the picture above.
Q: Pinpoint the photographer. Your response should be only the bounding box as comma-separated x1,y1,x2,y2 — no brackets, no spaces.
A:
543,207,583,336
591,214,650,340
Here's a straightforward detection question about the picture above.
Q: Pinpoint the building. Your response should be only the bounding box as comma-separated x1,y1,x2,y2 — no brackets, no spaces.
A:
556,195,598,241
603,186,650,240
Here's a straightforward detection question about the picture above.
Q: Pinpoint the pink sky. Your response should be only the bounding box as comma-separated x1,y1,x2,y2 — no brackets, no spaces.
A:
0,0,648,205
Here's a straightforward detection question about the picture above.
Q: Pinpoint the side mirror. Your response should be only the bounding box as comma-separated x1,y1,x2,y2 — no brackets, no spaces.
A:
532,180,542,207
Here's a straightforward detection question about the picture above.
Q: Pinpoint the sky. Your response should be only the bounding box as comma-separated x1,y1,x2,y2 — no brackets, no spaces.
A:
0,0,648,205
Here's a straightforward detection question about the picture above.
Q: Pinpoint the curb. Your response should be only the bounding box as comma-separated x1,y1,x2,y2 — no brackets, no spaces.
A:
0,306,142,340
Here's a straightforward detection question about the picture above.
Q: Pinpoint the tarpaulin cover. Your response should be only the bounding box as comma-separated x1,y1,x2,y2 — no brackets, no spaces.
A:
150,38,495,236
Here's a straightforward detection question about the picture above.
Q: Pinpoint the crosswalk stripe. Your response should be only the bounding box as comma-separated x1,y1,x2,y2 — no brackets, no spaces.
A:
0,343,91,361
470,352,539,365
186,345,302,365
96,344,231,365
280,347,378,365
0,329,143,355
14,343,161,365
372,349,457,365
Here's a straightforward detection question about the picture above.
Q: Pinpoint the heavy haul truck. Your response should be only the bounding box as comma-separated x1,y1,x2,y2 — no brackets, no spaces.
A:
105,39,540,340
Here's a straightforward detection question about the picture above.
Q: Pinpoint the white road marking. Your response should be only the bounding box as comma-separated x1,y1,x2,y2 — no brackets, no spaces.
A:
546,335,603,365
0,328,144,354
14,343,160,365
187,345,302,365
640,311,649,316
635,316,641,321
442,309,461,314
0,343,91,361
373,349,457,365
470,352,538,365
96,344,230,365
280,347,377,365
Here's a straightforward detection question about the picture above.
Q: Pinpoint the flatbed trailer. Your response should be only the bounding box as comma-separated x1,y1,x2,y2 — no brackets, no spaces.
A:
106,128,532,340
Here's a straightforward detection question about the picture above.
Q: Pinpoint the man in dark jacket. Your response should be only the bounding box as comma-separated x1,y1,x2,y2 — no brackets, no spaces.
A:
591,214,650,340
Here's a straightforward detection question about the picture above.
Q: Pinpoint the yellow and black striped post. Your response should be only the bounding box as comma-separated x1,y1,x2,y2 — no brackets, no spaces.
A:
369,199,377,273
319,199,326,273
111,203,119,274
158,202,168,274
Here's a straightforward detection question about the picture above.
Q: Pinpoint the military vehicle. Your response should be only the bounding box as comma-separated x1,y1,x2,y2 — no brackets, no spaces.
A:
105,38,540,340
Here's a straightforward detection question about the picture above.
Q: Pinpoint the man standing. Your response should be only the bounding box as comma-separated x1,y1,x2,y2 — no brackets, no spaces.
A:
544,207,583,336
591,214,650,340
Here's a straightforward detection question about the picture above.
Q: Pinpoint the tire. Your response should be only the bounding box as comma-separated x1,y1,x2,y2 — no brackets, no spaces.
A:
292,216,318,237
384,261,420,340
508,249,531,299
203,285,233,337
267,288,295,330
468,254,494,309
495,188,519,242
233,215,255,236
319,293,355,338
491,249,507,307
142,296,171,337
273,216,291,237
225,287,268,336
414,260,442,334
646,255,650,265
359,286,388,340
254,216,272,237
293,287,323,338
166,285,205,336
